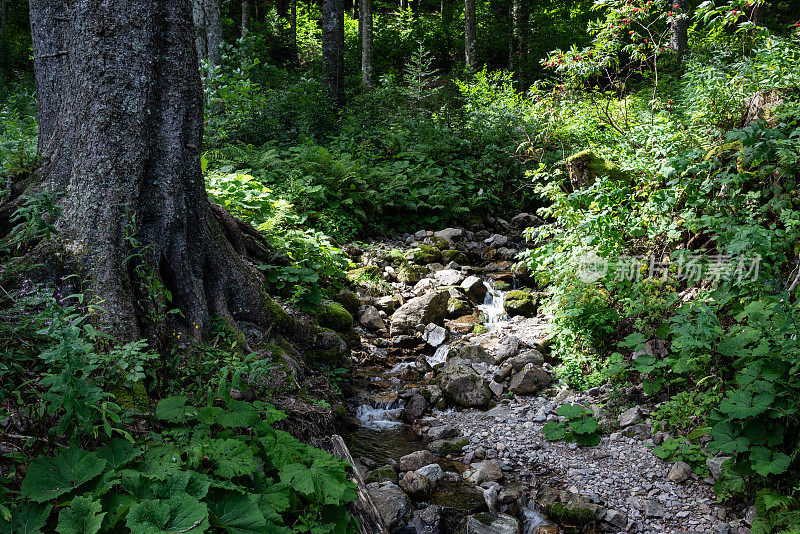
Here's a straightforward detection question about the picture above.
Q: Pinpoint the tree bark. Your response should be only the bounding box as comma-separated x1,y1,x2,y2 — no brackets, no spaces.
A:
322,0,344,107
464,0,476,71
360,0,373,90
20,0,291,346
441,0,453,59
670,0,688,54
510,0,527,88
752,0,765,26
192,0,222,65
400,0,408,11
242,0,251,35
290,0,299,65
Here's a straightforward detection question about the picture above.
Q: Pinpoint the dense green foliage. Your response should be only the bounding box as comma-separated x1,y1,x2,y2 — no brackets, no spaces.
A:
2,0,800,531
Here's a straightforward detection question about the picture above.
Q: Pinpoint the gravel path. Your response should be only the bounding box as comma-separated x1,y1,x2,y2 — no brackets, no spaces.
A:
430,396,739,533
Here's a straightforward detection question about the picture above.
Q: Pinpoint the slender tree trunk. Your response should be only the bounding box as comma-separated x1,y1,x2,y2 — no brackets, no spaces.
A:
241,0,251,35
441,0,453,57
360,0,373,89
192,0,208,61
230,0,242,31
670,0,688,54
400,0,407,11
322,0,344,107
510,0,527,88
752,0,765,26
20,0,297,346
206,0,222,64
464,0,476,71
290,0,299,64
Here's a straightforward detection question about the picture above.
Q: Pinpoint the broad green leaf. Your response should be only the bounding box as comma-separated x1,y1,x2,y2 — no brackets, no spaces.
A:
207,489,267,534
543,421,567,441
0,503,52,534
97,439,142,470
278,463,314,496
21,447,107,502
141,445,183,477
750,447,791,477
208,439,260,479
126,495,208,534
556,404,589,419
718,390,772,419
56,496,105,534
154,396,197,423
570,417,599,435
708,423,750,454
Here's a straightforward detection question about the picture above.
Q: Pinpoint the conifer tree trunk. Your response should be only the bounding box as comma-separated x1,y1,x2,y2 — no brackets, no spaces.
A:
19,0,294,346
670,0,688,54
400,0,408,11
193,0,222,65
360,0,373,89
322,0,344,107
242,0,251,35
464,0,476,70
510,0,527,88
290,0,299,64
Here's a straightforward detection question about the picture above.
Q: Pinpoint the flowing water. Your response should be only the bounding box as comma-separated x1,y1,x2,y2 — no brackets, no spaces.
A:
427,343,451,367
477,281,508,328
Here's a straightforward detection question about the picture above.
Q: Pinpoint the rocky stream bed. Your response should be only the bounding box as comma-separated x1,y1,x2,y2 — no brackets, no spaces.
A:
338,216,754,534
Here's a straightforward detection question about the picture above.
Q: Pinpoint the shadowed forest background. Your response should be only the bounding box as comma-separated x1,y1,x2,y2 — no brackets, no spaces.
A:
1,0,800,532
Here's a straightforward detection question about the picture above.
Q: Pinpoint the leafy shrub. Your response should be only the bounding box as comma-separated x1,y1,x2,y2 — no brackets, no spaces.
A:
543,403,602,446
653,436,709,476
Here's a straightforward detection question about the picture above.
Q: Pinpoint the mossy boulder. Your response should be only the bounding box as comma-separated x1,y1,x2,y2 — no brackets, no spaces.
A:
447,297,474,318
366,465,398,485
333,289,360,317
493,280,512,291
441,249,467,264
472,324,488,335
424,236,451,251
405,245,442,265
397,264,427,284
312,301,354,332
347,265,380,284
112,381,150,411
565,149,630,190
503,290,538,318
428,437,469,455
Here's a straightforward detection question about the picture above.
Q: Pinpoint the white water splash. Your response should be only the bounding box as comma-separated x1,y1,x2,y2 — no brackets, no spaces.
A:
478,281,508,328
389,361,416,374
522,507,550,534
356,401,405,430
426,344,450,367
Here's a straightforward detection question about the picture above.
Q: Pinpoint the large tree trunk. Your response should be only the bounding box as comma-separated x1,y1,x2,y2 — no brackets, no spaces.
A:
670,0,688,54
290,0,299,65
464,0,476,71
18,0,292,346
360,0,373,90
322,0,344,107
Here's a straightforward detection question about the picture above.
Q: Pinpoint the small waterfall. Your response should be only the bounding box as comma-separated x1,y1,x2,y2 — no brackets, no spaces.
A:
389,361,416,374
522,507,550,534
356,400,405,430
427,344,450,367
478,281,508,328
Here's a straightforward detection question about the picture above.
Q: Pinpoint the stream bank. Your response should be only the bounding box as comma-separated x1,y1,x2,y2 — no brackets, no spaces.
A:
338,216,751,534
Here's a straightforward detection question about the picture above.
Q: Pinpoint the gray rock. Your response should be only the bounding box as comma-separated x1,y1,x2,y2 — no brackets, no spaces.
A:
667,461,693,483
457,344,493,363
463,467,487,485
402,394,428,423
510,213,539,228
435,228,464,243
494,363,514,382
416,463,444,483
618,406,643,428
360,305,386,330
465,513,520,534
644,499,665,518
433,269,465,286
603,509,628,529
496,336,520,363
506,349,544,371
461,276,487,302
483,485,499,514
367,481,412,533
486,234,509,248
422,323,448,347
390,291,449,335
428,424,459,441
399,471,433,500
508,365,551,395
438,358,491,407
488,380,504,397
413,505,441,534
399,450,436,472
475,460,502,481
707,456,730,480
